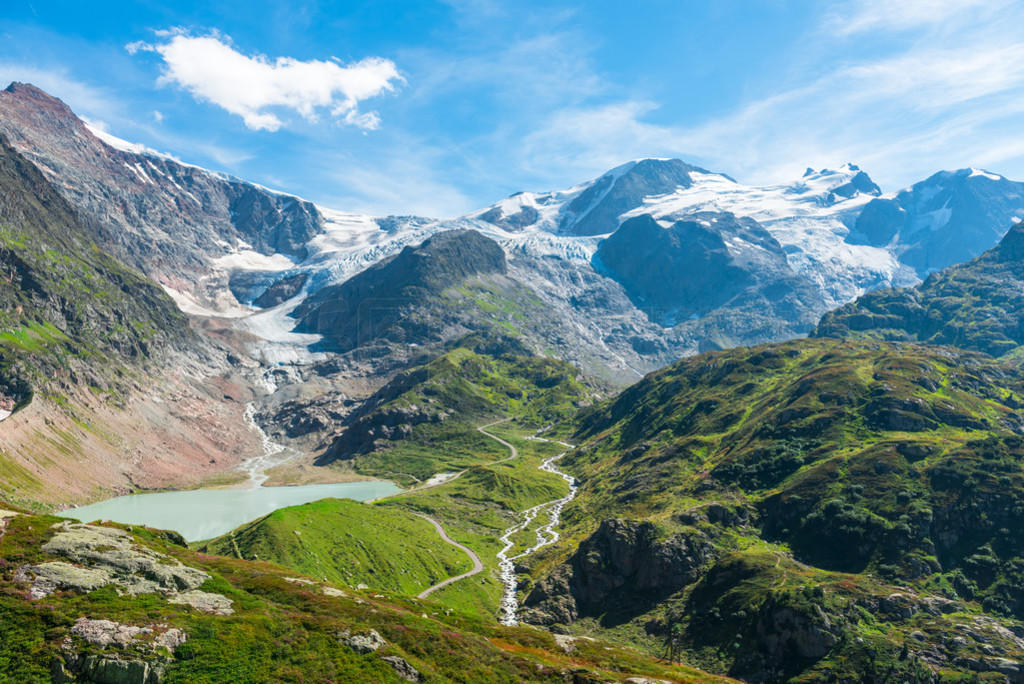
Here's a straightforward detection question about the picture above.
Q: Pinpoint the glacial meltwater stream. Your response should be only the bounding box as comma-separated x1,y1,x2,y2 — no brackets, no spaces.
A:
496,436,578,626
62,403,400,542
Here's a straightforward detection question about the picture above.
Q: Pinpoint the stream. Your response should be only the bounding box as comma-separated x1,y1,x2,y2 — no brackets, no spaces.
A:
496,437,577,626
240,401,300,487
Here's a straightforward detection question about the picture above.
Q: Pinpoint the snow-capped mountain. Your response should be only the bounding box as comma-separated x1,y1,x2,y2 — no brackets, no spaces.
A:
850,168,1024,276
468,160,920,308
3,83,1023,383
466,158,714,236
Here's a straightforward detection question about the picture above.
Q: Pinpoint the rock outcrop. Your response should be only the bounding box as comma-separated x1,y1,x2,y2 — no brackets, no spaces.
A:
51,617,187,684
16,522,232,615
521,519,715,626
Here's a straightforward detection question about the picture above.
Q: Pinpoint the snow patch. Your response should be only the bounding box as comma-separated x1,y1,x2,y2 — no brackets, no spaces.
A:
213,250,296,272
161,286,251,318
85,123,179,162
970,168,1004,181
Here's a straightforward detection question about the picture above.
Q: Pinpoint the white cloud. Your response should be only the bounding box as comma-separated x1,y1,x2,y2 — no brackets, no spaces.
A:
826,0,1005,36
130,30,403,131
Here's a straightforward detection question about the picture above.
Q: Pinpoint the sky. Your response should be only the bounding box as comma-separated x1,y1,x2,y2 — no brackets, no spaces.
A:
2,0,1024,217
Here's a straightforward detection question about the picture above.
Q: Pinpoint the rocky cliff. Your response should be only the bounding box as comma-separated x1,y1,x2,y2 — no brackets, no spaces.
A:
596,211,823,333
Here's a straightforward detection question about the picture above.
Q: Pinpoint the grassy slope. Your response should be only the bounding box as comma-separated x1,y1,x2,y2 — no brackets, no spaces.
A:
379,423,572,617
199,498,475,597
0,508,722,683
205,423,573,622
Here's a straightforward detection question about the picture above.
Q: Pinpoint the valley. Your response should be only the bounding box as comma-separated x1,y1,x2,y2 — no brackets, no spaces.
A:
5,78,1024,683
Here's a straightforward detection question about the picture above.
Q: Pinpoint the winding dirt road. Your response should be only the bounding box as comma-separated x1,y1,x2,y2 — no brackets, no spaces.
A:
412,420,518,599
415,513,485,599
372,419,518,503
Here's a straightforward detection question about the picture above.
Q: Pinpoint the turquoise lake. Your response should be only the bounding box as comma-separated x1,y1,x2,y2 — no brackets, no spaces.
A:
61,480,402,542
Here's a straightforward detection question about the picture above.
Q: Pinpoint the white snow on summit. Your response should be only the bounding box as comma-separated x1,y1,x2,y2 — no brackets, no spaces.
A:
969,168,1004,181
619,166,914,306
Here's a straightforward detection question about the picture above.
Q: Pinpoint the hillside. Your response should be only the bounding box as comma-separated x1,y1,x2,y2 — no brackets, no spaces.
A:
816,221,1024,358
514,338,1024,680
0,133,190,389
0,133,266,511
0,506,723,683
318,333,591,483
295,229,510,352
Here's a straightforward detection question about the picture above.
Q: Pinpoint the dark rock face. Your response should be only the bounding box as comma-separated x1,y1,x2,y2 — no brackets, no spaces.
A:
0,83,322,289
520,519,715,626
595,212,824,330
295,229,507,351
848,168,1024,276
477,198,540,231
560,159,710,236
829,169,881,199
325,403,446,459
816,221,1024,358
254,273,308,308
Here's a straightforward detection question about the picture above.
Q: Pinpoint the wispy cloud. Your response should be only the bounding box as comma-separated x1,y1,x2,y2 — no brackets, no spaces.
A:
128,29,404,132
516,1,1024,190
825,0,1004,36
325,148,474,218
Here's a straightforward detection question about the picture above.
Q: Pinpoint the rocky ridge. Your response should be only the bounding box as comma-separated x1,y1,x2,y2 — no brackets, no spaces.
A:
0,83,321,307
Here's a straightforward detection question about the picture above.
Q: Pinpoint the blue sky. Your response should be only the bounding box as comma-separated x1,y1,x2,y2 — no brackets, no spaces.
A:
2,0,1024,217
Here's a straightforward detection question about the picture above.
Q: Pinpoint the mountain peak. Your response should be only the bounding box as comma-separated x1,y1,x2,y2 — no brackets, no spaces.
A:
0,82,90,145
996,220,1024,262
797,164,880,200
2,82,75,114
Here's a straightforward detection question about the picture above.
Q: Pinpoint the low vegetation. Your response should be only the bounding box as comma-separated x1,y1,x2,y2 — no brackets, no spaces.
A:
0,505,721,683
516,338,1024,680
